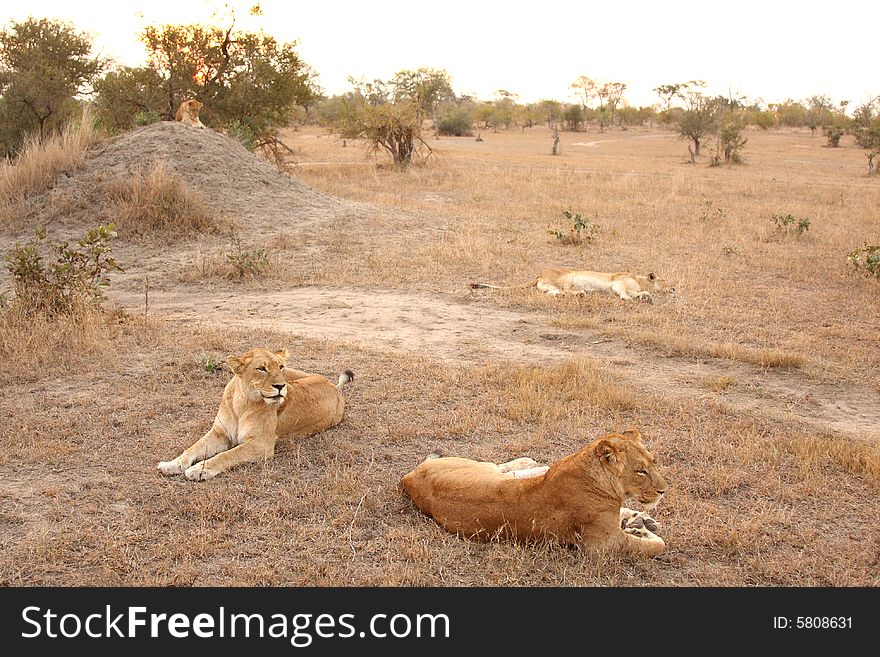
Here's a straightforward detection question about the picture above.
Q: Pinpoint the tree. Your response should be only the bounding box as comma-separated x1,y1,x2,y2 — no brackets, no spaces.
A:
806,95,834,136
388,67,453,134
600,81,627,128
769,99,806,127
661,80,718,158
570,76,598,114
326,78,433,166
563,104,584,131
92,66,166,133
654,83,683,112
0,18,104,155
93,19,317,147
537,99,563,130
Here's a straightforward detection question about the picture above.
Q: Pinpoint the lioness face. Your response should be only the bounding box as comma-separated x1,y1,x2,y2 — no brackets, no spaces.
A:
227,348,289,405
601,431,667,510
640,273,675,295
187,99,203,114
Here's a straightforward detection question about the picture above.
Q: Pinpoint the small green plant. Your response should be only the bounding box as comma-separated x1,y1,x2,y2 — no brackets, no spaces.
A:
700,199,725,221
771,212,811,236
548,209,600,245
225,235,270,278
226,120,258,151
722,244,740,256
197,355,223,373
4,224,122,314
847,243,880,278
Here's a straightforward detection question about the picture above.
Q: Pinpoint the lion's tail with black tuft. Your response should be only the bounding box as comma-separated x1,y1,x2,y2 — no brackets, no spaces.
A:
336,369,354,388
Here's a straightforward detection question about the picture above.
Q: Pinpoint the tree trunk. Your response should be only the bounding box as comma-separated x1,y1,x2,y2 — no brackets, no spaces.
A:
693,137,701,156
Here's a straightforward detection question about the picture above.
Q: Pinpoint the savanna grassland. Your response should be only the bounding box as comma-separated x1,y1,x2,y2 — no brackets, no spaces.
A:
0,120,878,586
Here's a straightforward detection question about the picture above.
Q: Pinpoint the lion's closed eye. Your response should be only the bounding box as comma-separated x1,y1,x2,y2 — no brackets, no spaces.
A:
257,366,268,372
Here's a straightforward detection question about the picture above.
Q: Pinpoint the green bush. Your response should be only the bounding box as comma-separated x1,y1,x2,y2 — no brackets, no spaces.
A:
225,236,270,278
771,212,810,237
548,209,600,244
436,108,473,136
847,243,880,278
823,125,845,147
4,224,122,314
226,120,259,150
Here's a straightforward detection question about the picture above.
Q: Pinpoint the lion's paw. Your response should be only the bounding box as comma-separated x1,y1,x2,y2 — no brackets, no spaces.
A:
157,458,185,476
623,526,652,538
185,463,218,481
620,508,660,534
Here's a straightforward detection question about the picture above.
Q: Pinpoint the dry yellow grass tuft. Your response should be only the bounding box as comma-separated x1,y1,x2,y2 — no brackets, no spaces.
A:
0,109,101,226
0,305,120,382
489,356,635,424
105,162,224,238
627,331,807,370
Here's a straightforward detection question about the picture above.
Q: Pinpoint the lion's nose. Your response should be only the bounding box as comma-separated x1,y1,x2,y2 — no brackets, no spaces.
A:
657,489,666,496
273,384,286,392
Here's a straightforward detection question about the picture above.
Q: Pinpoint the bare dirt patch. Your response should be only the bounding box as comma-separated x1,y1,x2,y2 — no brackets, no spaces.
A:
110,284,880,441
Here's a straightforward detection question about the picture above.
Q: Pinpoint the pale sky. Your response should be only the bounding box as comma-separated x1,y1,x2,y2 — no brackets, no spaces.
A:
2,0,878,109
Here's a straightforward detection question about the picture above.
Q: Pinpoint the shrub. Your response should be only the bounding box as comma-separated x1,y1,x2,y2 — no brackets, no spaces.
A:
771,212,810,237
436,108,473,137
548,209,600,244
225,235,270,278
847,243,880,278
699,199,725,220
225,119,258,150
823,125,845,147
4,224,122,315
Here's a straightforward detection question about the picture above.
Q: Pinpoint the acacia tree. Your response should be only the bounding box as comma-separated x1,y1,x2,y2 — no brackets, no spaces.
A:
328,75,436,167
601,81,627,128
388,67,453,135
805,95,834,136
0,18,104,155
653,83,683,112
660,80,718,158
570,76,598,114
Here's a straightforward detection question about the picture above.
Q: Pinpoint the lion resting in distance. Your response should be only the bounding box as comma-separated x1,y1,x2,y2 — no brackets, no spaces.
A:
400,429,668,557
471,267,673,302
175,99,205,127
157,348,353,481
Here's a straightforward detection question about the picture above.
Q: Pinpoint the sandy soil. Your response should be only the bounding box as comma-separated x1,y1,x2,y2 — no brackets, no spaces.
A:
110,283,880,441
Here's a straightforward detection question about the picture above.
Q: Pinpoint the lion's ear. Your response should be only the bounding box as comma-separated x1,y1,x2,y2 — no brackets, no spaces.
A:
275,348,289,362
227,355,247,375
648,272,657,281
596,439,620,464
621,427,642,442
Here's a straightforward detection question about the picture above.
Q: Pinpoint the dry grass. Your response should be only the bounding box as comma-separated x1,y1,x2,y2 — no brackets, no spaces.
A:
0,109,101,226
625,330,807,370
488,357,635,424
1,122,879,587
280,125,879,385
105,162,224,238
703,375,737,392
0,316,877,586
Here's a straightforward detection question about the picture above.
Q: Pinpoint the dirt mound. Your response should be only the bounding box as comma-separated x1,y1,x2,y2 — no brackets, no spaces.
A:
26,121,357,233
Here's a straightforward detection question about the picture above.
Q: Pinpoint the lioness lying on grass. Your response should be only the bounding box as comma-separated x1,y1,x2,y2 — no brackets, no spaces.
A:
471,267,674,302
157,348,353,481
401,429,668,557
